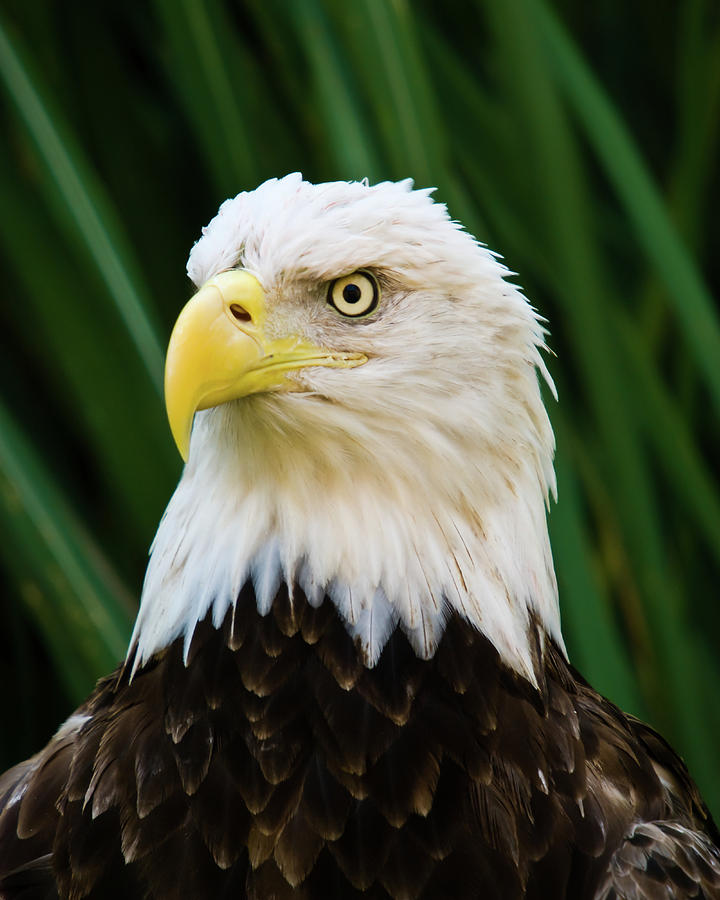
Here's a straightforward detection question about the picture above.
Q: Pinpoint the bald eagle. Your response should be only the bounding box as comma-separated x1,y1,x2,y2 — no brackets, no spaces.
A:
0,176,718,899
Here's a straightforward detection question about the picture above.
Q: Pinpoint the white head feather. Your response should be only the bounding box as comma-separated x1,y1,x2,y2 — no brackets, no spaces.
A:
130,174,562,683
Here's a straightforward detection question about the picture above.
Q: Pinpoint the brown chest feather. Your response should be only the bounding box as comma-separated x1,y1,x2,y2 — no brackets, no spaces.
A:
0,583,717,899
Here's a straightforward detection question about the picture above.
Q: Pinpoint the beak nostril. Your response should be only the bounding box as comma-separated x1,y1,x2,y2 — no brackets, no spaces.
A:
229,303,252,323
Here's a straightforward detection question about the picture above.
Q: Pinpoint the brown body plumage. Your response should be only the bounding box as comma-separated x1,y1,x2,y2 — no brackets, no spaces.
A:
1,582,718,899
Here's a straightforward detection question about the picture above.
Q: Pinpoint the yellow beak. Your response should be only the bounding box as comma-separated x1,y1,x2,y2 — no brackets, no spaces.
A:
165,270,366,460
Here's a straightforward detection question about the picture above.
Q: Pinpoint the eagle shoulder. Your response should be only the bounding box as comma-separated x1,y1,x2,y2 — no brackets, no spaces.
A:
593,821,720,899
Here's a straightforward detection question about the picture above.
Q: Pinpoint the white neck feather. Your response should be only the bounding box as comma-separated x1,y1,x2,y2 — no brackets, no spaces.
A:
131,389,561,684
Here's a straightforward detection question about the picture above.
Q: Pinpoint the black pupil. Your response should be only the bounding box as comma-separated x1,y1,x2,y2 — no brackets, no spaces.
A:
342,283,363,304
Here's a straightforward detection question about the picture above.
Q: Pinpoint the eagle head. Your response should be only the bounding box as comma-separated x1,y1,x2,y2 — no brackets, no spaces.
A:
131,175,561,683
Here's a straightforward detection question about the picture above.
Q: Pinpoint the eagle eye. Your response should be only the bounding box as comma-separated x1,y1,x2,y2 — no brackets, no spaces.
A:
327,271,379,318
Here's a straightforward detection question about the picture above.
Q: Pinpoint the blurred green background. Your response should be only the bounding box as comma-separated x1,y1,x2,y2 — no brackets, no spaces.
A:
1,1,719,815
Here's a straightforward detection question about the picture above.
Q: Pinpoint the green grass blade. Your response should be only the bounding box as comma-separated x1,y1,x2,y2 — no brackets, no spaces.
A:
330,0,476,224
670,0,720,252
527,0,720,413
616,312,720,568
0,13,164,391
0,153,178,544
153,0,260,194
348,0,443,185
285,0,383,180
0,400,134,701
551,418,646,716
